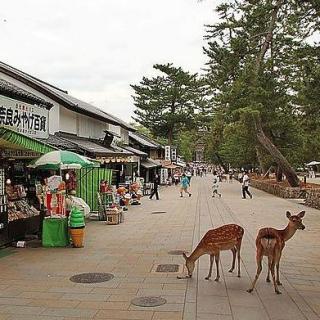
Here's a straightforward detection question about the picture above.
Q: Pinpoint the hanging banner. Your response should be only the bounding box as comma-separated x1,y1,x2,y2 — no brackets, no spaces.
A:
160,168,168,184
165,145,171,161
0,95,49,138
171,147,177,161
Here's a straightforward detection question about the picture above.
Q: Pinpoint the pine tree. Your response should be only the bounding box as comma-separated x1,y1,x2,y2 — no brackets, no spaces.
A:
203,0,319,186
131,63,208,145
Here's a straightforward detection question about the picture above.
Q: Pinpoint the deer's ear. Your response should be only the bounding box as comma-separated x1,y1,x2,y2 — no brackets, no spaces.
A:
286,211,291,219
297,211,305,218
182,253,188,260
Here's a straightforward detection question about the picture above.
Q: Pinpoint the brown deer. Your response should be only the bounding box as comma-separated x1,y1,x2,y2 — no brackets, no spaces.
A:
247,210,306,294
179,224,244,281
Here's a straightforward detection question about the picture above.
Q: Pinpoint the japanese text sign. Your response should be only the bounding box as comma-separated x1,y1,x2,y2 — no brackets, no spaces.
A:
0,95,49,138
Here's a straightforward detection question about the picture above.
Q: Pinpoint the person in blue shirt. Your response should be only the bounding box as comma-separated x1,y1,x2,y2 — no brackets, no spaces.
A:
180,173,191,198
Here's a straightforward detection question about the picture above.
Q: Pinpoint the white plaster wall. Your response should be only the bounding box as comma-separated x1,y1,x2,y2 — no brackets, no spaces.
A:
0,72,123,139
120,127,129,144
78,113,109,139
109,124,129,144
0,72,60,134
109,124,121,136
59,107,77,135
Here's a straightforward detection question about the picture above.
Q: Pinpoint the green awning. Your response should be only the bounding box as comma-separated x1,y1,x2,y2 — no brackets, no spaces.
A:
0,127,55,154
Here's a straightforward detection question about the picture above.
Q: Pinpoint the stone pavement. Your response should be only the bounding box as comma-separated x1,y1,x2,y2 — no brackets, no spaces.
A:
0,176,319,320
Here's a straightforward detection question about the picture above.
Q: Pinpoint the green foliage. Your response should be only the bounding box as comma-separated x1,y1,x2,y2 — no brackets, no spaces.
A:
130,122,167,145
175,130,197,162
219,123,256,168
202,0,320,169
131,63,210,144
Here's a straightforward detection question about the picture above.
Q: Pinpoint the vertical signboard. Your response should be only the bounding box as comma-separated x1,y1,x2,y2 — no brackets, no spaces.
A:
160,168,168,184
165,145,171,161
171,147,177,161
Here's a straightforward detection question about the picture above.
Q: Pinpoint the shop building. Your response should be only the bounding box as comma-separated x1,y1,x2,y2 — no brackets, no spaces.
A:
128,131,164,182
0,79,57,246
0,61,140,185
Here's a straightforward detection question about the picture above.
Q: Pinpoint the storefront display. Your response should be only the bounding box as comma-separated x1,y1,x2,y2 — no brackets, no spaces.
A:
0,127,55,246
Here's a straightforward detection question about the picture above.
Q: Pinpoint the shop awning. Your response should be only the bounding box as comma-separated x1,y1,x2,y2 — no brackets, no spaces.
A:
0,127,55,154
141,158,161,169
176,161,187,168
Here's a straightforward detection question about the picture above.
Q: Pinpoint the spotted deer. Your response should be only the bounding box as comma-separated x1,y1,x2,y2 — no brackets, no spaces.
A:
180,224,244,281
247,210,306,294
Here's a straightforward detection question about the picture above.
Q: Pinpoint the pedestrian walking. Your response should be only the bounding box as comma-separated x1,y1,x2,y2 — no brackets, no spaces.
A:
173,171,180,185
186,170,192,185
180,173,192,197
212,171,221,198
149,173,160,200
228,170,233,183
242,171,252,199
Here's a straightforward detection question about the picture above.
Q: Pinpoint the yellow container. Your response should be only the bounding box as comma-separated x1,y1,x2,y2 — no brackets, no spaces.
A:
70,228,85,248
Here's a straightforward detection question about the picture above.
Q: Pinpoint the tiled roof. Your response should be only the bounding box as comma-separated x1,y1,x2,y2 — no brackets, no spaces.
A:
57,133,133,157
122,145,148,156
129,131,162,149
40,134,79,150
141,158,161,169
0,61,134,131
0,78,53,108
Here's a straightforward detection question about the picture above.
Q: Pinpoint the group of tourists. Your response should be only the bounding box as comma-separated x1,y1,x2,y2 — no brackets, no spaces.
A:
211,169,252,199
149,166,253,201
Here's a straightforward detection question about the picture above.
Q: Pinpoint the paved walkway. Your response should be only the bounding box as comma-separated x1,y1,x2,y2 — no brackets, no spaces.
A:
0,176,319,320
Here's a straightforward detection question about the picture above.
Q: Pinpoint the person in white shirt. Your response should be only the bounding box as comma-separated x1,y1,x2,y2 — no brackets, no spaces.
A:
242,171,252,199
212,171,221,198
186,170,192,185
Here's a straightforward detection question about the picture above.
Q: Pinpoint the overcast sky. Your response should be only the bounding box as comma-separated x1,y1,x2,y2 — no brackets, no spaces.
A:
0,0,219,122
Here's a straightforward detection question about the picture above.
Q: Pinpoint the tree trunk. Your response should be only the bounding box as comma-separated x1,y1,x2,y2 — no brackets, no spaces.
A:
168,128,173,145
253,114,300,187
251,0,299,187
214,152,228,173
276,165,283,182
255,146,268,175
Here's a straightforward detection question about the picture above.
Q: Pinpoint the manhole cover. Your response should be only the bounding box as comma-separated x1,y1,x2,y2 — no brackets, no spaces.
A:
156,264,180,272
131,296,167,307
70,272,114,283
151,211,166,214
168,250,188,255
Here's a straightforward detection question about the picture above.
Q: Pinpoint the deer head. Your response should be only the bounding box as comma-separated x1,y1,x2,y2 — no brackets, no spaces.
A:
182,252,194,277
286,211,305,230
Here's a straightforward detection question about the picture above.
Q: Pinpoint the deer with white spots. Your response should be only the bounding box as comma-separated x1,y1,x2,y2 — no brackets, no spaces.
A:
179,224,244,281
247,211,306,294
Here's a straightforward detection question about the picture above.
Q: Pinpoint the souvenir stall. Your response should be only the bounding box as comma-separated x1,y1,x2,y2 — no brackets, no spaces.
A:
96,179,142,225
0,127,55,247
0,88,54,246
96,182,124,225
37,174,69,247
31,150,94,247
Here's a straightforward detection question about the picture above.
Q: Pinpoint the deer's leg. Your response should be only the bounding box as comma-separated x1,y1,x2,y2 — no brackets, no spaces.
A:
228,247,236,273
205,255,214,280
214,252,220,282
236,241,242,277
269,253,281,294
247,249,263,293
276,250,283,286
